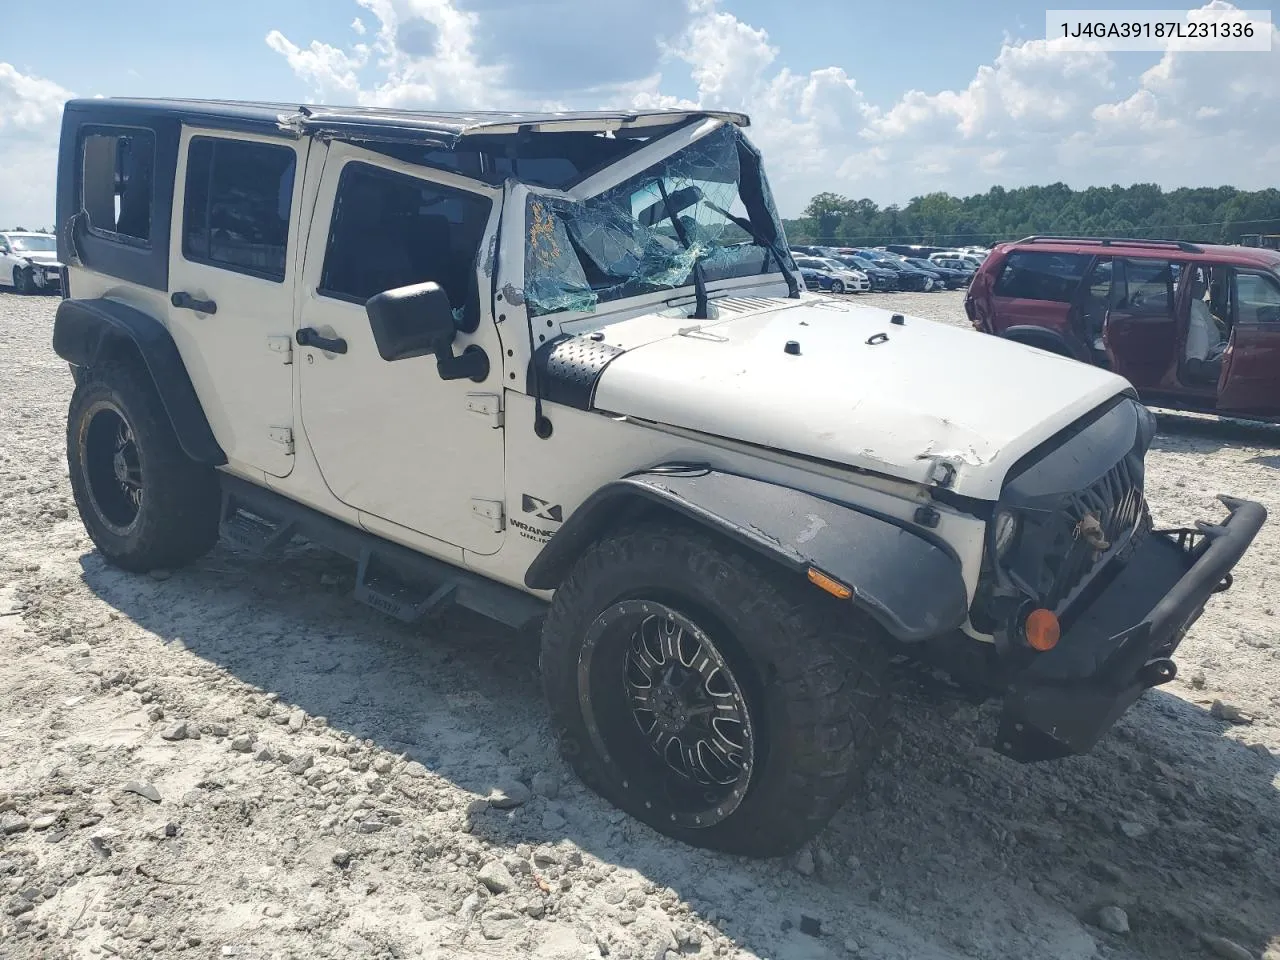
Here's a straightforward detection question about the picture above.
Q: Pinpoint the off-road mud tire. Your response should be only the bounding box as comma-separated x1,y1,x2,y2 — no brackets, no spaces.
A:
541,522,890,858
67,360,220,572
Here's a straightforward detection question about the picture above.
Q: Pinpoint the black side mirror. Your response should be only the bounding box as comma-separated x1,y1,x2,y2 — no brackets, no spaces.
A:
365,281,489,382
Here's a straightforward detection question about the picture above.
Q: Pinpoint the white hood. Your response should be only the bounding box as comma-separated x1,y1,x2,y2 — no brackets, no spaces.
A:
591,298,1131,500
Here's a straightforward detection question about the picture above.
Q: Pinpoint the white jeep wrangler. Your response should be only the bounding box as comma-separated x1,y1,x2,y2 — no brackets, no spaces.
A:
53,98,1265,857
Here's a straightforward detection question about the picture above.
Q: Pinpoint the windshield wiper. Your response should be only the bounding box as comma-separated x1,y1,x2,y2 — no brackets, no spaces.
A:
702,198,799,298
656,180,709,319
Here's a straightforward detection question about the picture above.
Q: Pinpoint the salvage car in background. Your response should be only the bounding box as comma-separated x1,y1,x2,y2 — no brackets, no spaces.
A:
852,250,940,291
905,257,969,289
929,252,981,274
0,231,63,294
793,255,870,293
835,255,897,291
966,235,1280,421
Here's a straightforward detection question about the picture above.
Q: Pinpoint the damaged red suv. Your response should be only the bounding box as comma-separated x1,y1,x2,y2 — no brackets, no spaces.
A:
966,236,1280,421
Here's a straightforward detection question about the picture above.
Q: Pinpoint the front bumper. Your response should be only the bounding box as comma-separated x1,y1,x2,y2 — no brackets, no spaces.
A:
26,263,63,289
996,495,1266,762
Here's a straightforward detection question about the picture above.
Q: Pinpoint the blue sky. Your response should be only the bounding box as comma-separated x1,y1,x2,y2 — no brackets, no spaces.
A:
1,1,1170,112
2,1,1278,226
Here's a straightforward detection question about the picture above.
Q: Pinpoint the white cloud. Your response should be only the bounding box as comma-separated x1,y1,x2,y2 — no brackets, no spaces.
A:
0,62,70,131
351,17,367,35
263,0,1279,215
265,32,368,100
0,63,72,229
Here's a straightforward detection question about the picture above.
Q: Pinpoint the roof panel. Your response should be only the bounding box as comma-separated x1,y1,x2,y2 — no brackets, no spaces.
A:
64,98,749,148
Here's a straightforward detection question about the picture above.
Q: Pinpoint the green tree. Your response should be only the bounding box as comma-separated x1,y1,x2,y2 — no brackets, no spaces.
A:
803,193,855,241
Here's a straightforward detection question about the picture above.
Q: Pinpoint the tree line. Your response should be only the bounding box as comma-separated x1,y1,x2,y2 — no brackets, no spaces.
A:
784,183,1280,247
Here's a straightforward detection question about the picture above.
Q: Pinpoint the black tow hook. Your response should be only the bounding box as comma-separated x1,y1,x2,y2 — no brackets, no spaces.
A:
1140,658,1177,688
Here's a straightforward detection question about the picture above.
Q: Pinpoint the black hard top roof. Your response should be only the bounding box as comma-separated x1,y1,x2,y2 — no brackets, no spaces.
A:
64,98,750,149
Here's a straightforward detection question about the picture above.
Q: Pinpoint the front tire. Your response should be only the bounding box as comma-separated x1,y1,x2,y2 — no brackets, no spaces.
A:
67,361,220,572
13,267,31,295
541,524,889,857
830,279,845,295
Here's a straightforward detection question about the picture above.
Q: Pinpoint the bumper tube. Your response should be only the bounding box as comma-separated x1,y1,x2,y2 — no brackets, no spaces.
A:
996,495,1266,762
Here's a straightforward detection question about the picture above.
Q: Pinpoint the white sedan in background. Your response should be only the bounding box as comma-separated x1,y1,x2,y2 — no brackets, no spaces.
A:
0,232,63,294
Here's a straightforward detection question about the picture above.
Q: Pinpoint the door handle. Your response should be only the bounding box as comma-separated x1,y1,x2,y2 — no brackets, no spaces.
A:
171,291,217,314
296,327,348,354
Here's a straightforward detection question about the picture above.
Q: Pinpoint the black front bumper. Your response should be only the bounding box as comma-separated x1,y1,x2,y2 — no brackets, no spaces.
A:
996,495,1266,762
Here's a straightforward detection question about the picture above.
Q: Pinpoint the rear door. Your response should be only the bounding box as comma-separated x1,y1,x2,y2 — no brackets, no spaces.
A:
1103,257,1183,391
1217,269,1280,416
167,129,307,478
987,250,1091,340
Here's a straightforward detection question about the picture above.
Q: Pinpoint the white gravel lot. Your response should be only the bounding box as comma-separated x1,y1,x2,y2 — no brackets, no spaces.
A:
1,289,1278,960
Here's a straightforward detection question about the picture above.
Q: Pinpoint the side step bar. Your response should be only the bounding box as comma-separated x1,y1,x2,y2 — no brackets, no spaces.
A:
217,475,545,631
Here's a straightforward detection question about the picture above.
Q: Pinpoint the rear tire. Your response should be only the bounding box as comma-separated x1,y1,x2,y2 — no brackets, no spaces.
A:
67,360,220,572
541,523,889,857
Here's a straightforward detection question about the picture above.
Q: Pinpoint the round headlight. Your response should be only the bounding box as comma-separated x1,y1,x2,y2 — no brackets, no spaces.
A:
993,511,1019,558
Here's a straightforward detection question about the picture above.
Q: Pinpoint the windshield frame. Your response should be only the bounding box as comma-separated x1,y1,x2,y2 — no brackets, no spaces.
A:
506,118,799,322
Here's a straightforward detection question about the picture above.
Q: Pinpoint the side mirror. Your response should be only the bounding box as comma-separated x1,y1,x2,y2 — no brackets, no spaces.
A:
365,281,489,382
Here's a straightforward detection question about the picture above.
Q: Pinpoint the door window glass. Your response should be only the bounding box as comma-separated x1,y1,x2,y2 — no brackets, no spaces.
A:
319,163,494,326
993,251,1090,302
1120,258,1176,314
81,129,155,244
1234,271,1280,324
182,137,297,282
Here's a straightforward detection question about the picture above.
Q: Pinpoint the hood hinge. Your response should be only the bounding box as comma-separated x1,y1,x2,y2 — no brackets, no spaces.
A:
470,499,505,532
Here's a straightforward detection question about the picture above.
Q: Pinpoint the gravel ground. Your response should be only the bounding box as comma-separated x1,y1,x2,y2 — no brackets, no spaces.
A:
1,289,1278,960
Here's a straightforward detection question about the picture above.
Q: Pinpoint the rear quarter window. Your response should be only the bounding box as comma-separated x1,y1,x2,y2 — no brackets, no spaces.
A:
993,251,1091,303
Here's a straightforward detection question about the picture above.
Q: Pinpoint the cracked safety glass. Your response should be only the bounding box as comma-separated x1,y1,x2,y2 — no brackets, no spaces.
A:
524,126,788,316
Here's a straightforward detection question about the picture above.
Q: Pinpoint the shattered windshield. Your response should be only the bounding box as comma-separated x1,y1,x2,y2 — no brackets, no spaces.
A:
524,125,790,316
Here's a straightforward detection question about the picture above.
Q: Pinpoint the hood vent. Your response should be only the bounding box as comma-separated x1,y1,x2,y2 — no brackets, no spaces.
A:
712,296,786,316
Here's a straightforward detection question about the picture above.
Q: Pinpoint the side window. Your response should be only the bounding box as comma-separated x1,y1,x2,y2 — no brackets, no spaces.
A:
81,128,155,244
1119,258,1176,314
993,251,1090,303
319,163,494,323
1233,271,1280,324
182,137,296,282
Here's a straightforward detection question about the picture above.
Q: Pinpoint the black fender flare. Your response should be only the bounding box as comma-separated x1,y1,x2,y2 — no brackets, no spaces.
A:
524,467,969,643
1002,325,1081,360
52,298,226,465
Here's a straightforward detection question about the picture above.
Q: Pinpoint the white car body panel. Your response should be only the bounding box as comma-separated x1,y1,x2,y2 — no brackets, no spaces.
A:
592,296,1130,501
0,232,62,289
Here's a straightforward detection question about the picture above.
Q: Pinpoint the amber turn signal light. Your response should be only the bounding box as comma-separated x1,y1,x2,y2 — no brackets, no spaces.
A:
1024,608,1060,651
808,567,853,600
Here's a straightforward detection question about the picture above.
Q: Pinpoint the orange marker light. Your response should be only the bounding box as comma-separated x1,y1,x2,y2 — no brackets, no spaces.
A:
808,567,853,600
1024,608,1061,652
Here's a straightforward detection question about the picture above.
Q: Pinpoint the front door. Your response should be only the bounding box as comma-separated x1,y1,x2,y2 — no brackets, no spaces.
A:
296,144,507,555
167,129,307,478
1218,269,1280,416
1103,257,1183,391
